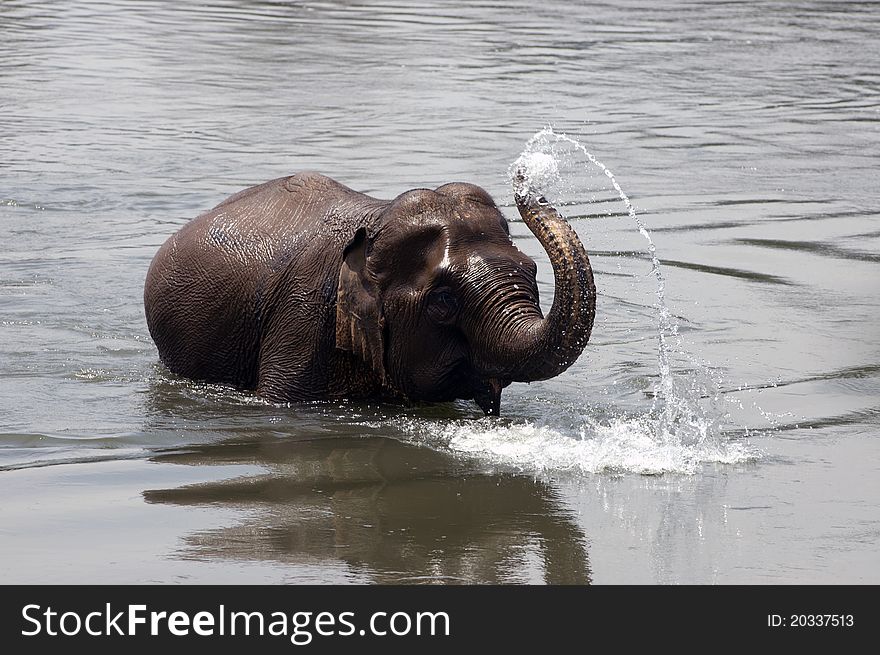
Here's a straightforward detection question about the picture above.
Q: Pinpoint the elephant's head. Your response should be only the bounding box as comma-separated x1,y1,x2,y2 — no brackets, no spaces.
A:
335,177,596,416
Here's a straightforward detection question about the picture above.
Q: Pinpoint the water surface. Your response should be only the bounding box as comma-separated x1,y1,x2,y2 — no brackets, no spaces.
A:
1,0,879,584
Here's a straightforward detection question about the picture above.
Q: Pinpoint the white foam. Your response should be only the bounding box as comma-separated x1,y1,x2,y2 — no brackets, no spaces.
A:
510,150,560,197
400,416,757,476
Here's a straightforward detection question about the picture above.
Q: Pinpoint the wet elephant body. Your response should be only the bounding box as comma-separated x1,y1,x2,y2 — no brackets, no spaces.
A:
144,171,596,414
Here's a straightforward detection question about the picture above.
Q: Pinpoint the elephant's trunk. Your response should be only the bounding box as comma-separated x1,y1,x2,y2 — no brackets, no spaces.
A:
490,177,596,384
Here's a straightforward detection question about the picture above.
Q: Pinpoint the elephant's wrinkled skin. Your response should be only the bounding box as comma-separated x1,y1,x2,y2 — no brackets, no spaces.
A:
144,172,596,415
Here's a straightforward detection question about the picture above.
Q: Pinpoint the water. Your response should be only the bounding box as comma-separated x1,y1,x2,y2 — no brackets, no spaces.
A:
2,0,879,584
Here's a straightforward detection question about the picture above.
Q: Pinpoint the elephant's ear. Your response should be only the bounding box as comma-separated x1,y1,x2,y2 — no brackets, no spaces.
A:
336,228,386,382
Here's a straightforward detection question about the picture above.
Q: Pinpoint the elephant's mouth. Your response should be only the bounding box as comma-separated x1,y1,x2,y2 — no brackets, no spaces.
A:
397,359,509,416
472,377,507,417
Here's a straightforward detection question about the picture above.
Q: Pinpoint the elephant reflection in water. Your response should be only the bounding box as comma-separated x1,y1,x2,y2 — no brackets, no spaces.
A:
145,437,591,584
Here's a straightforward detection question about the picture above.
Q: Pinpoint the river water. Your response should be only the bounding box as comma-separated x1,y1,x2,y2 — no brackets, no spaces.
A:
2,1,879,584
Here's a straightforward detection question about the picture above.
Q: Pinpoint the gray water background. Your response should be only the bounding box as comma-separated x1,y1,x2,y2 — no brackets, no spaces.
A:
1,0,879,583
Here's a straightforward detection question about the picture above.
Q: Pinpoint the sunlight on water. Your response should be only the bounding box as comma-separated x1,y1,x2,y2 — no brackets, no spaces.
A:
404,126,762,476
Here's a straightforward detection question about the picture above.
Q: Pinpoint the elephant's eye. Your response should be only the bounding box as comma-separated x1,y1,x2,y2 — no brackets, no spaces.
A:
427,288,459,323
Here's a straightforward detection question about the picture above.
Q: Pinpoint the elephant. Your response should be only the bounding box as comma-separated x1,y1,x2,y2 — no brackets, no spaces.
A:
143,171,596,415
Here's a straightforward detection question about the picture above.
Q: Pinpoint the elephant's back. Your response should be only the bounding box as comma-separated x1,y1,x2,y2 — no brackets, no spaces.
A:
186,172,386,268
195,172,367,258
144,172,386,389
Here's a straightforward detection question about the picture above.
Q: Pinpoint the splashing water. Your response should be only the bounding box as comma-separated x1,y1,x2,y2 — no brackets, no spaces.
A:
512,127,676,424
393,127,759,476
387,415,755,476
